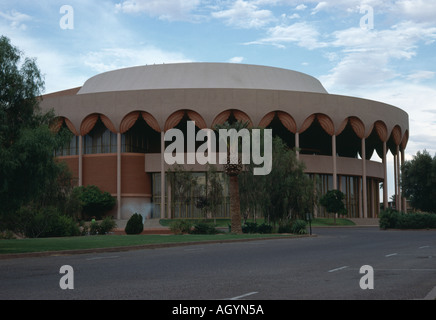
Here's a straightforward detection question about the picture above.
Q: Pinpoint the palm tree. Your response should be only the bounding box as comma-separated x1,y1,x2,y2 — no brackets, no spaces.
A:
214,120,249,234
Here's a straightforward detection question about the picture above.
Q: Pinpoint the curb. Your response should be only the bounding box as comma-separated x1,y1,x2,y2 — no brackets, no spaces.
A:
0,234,315,260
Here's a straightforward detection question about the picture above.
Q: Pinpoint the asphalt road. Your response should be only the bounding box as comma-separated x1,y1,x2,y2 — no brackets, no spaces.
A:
0,227,435,300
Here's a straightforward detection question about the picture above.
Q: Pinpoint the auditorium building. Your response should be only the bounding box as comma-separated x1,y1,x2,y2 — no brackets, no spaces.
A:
40,63,409,221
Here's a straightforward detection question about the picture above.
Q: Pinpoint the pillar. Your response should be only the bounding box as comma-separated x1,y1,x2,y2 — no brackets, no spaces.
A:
161,131,165,219
117,132,121,220
332,134,337,190
383,141,388,209
362,138,367,218
295,132,300,159
78,135,83,187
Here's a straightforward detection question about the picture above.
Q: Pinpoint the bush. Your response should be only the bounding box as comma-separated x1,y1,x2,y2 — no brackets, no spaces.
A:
290,219,308,235
170,219,192,234
189,222,219,234
379,209,436,229
88,217,117,235
17,206,80,238
125,213,144,235
242,222,273,234
278,221,292,233
75,185,116,220
242,222,259,233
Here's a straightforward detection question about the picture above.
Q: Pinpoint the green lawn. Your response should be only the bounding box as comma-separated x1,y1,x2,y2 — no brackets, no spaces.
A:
0,233,299,255
0,218,355,255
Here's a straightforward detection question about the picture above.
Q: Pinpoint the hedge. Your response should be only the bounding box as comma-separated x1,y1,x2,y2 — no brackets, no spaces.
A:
379,209,436,230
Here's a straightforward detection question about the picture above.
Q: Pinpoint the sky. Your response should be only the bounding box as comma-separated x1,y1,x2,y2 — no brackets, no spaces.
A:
1,0,436,197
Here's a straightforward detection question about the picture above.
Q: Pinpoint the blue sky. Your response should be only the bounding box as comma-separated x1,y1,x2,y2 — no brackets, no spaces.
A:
1,0,436,195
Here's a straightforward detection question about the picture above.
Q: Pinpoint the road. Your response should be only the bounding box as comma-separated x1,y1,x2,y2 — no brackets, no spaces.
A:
0,227,435,300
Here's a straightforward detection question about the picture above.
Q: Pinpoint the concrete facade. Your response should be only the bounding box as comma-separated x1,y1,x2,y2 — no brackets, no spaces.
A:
42,63,409,220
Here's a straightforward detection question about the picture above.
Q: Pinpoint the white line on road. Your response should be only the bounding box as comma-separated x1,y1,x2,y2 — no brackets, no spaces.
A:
229,292,259,300
385,253,398,257
419,246,430,249
328,266,349,273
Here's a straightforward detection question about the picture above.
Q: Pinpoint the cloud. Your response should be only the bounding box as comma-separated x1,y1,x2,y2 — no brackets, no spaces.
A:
212,0,276,29
115,0,201,21
0,10,32,30
82,47,193,73
320,22,436,89
228,56,245,63
245,22,327,49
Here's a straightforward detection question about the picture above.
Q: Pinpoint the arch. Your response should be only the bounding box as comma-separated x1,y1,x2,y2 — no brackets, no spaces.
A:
52,117,79,136
299,114,316,134
80,113,117,136
258,111,297,133
120,111,161,133
211,109,253,128
348,116,366,139
391,125,402,146
317,114,335,136
401,130,409,150
165,110,207,131
374,121,388,142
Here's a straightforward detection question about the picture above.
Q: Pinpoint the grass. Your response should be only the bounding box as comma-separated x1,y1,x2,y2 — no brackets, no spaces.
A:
0,233,298,255
0,217,355,255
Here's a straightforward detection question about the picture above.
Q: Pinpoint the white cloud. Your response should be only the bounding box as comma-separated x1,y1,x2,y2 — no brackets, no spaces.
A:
228,56,245,63
406,71,435,82
0,10,32,30
82,47,193,73
246,22,327,49
295,4,307,11
394,0,436,24
320,22,436,89
212,0,276,29
115,0,201,21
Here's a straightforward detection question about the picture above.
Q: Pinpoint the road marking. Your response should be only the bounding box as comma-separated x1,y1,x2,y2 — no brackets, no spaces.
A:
328,266,349,273
229,292,259,300
385,253,398,257
424,286,436,300
419,246,430,249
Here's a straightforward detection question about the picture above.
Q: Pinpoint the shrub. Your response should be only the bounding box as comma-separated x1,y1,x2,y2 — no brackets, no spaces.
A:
125,213,144,235
170,219,192,234
189,222,219,234
75,185,116,220
257,223,273,234
19,206,80,238
242,222,259,233
100,216,117,234
291,219,308,235
278,221,292,233
379,209,436,229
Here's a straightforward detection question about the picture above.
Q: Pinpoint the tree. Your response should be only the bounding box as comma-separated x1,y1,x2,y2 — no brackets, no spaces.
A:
319,190,347,224
402,150,436,213
75,185,116,220
214,121,249,234
0,36,72,228
240,135,315,225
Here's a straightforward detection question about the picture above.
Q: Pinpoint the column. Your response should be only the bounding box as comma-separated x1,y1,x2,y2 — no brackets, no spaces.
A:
160,131,165,219
332,134,337,190
78,135,83,186
117,132,121,220
396,145,401,212
401,148,406,212
383,141,388,209
362,138,367,218
393,152,398,210
295,132,300,159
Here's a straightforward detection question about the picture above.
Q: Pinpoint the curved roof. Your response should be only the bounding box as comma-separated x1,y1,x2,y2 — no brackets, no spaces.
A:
77,63,328,95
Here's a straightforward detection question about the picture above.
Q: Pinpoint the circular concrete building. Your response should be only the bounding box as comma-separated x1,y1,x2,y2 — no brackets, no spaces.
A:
41,63,409,220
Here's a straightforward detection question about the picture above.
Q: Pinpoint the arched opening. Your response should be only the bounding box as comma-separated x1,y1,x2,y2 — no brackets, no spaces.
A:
336,119,361,158
82,115,117,154
266,113,295,149
122,115,160,153
299,115,332,156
